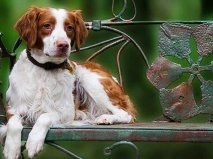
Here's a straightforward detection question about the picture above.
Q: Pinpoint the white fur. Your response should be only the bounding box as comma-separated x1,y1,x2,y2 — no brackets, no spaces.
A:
0,125,7,144
3,115,23,159
0,7,133,159
4,50,76,158
6,51,75,124
43,8,71,57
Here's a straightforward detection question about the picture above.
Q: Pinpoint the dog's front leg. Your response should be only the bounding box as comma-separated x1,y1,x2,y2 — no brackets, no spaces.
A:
3,115,23,159
26,112,60,158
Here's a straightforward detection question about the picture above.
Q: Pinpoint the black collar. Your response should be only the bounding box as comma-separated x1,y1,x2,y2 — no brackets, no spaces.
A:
26,48,70,71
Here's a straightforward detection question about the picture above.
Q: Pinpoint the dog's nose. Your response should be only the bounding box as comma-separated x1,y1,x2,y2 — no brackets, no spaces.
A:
56,40,69,50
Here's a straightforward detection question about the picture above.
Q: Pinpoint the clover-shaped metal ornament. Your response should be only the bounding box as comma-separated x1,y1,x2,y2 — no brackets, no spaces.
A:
147,23,213,121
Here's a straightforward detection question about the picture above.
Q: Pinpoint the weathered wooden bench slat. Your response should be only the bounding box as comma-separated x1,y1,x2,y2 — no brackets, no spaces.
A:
21,122,213,142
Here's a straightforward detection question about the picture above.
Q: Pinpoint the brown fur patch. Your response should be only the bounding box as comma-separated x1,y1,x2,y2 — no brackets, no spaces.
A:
81,61,136,121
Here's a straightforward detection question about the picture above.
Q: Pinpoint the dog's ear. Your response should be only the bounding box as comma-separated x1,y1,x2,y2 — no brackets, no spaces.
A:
72,10,88,51
15,7,41,48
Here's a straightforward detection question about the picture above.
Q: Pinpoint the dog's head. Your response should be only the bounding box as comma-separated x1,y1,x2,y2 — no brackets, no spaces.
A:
15,6,88,59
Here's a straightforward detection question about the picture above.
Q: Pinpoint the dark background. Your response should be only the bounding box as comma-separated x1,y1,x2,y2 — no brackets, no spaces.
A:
0,0,212,158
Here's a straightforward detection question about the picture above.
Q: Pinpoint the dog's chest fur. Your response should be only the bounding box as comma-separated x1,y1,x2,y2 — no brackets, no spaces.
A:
6,51,75,123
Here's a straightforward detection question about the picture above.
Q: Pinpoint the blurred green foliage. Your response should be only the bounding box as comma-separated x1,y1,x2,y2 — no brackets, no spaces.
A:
0,0,212,159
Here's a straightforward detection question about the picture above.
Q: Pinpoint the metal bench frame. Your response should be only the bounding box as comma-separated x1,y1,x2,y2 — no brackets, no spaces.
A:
0,0,212,158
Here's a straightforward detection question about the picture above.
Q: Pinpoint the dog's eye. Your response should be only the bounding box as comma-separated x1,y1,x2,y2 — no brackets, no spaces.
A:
66,26,73,32
43,23,52,30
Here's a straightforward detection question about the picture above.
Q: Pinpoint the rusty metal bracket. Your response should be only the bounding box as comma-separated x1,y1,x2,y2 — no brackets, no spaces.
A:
92,20,102,31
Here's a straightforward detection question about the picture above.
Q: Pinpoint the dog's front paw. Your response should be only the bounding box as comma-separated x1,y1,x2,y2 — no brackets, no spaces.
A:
3,136,21,159
26,133,45,158
95,114,114,125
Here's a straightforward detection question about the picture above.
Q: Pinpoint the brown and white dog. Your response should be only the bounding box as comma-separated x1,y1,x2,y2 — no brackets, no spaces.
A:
0,6,136,159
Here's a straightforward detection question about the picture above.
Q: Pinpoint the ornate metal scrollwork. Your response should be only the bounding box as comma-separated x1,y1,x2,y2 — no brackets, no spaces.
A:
147,23,213,121
104,141,141,159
